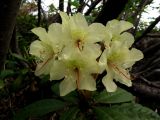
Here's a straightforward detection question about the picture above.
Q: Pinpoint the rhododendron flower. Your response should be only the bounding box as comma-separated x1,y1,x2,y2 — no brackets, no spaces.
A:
60,12,105,52
100,20,143,92
48,12,105,96
50,46,101,96
29,23,64,76
29,12,144,96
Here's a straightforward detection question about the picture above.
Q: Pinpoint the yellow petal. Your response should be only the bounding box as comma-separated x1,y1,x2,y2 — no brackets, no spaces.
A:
113,32,134,47
59,71,77,96
35,58,54,76
60,12,69,27
86,23,105,43
119,20,133,33
102,69,117,92
50,60,65,80
31,27,48,42
112,66,132,87
79,71,96,91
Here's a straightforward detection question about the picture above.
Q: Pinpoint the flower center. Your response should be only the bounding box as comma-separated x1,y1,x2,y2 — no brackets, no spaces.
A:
75,39,83,51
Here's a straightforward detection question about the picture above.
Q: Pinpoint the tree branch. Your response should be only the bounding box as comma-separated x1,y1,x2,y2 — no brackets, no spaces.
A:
37,0,41,26
94,0,129,25
67,0,71,15
135,15,160,44
85,0,102,16
59,0,64,11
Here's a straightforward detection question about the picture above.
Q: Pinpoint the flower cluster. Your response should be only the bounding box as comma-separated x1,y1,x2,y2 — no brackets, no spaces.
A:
29,12,143,96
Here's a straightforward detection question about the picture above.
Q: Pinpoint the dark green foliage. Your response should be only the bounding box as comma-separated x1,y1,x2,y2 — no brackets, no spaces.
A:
94,103,160,120
94,88,134,104
13,99,66,120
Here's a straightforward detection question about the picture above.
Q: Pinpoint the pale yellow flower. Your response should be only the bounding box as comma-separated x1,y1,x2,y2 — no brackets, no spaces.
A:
100,20,143,92
29,23,64,76
50,45,100,96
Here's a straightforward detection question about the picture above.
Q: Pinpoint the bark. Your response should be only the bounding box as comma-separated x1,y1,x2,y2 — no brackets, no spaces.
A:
94,0,129,25
59,0,64,11
135,15,160,44
67,0,71,15
85,0,102,16
37,0,41,26
10,26,20,54
0,0,21,70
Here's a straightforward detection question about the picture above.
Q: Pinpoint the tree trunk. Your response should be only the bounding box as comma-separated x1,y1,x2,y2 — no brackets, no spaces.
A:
94,0,128,25
0,0,21,70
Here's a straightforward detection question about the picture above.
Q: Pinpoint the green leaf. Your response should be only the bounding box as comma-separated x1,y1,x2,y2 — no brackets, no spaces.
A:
0,80,5,89
0,69,14,79
70,0,80,8
94,88,134,104
13,99,66,120
11,53,27,62
60,107,80,120
94,103,160,120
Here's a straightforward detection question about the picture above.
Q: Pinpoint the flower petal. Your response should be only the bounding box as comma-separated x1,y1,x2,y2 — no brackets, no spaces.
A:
113,32,134,47
48,23,62,43
35,58,54,76
79,71,96,91
59,71,77,96
106,19,133,36
113,66,132,87
31,27,48,42
71,13,88,29
60,12,69,27
50,60,65,80
123,48,144,68
119,20,133,33
102,69,117,92
86,23,105,43
29,40,44,58
82,43,101,59
30,40,53,60
98,49,107,73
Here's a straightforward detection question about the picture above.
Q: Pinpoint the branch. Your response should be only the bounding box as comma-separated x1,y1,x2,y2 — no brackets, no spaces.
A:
67,0,71,15
132,81,160,100
77,0,85,13
37,0,41,26
94,0,129,25
135,15,160,44
85,0,102,16
59,0,64,11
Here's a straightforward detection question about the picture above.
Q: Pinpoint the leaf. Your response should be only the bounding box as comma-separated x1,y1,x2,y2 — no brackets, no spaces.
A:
0,80,5,89
60,107,80,120
0,69,14,79
94,88,134,104
13,99,66,120
70,0,80,8
94,103,160,120
11,53,27,62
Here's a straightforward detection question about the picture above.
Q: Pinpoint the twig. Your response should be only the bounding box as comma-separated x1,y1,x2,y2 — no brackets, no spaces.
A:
67,0,71,15
134,15,160,44
132,81,160,99
85,0,102,16
59,0,64,11
139,76,160,88
37,0,41,26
